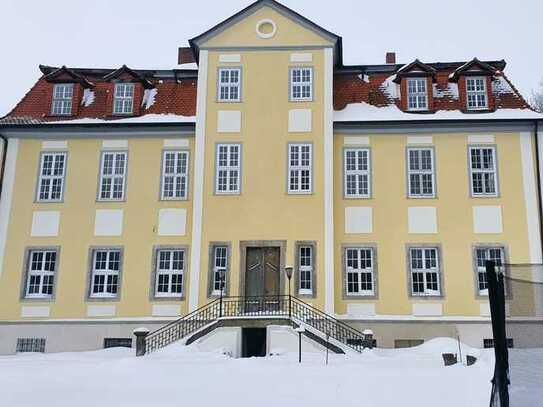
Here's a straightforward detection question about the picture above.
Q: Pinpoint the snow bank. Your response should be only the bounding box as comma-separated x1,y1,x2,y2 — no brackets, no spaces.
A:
0,337,502,407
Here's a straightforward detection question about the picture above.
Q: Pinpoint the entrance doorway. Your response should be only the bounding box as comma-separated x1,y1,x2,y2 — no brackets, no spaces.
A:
242,328,267,357
245,247,280,297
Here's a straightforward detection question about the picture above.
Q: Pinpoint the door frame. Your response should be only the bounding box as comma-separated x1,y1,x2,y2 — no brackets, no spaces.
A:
239,240,286,297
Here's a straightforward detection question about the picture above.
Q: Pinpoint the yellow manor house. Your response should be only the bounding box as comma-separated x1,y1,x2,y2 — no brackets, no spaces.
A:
1,0,542,355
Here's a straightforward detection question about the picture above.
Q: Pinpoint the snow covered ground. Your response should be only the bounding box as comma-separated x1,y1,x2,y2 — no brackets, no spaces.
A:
0,338,533,407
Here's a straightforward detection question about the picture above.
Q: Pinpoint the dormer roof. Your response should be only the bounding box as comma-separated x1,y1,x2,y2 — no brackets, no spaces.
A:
449,58,504,82
392,59,436,83
40,65,94,88
103,65,154,89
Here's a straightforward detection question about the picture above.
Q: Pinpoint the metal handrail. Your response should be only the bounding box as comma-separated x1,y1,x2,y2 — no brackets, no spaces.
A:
143,295,368,354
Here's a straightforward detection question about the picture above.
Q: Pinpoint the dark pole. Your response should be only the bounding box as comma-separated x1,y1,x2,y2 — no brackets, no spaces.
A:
219,271,224,318
486,260,510,407
298,331,302,363
326,331,329,365
288,276,292,319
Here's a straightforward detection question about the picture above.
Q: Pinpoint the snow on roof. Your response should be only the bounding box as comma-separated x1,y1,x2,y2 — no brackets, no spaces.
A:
177,62,198,70
50,114,196,125
334,102,543,122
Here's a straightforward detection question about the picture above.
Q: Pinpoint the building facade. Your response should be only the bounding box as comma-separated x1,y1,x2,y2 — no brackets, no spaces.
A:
1,0,542,354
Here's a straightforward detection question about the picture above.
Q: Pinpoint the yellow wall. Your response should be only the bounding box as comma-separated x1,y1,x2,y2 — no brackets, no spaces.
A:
333,132,534,316
0,137,194,320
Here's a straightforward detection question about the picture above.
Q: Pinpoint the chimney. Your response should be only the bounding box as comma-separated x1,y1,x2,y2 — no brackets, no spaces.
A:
385,52,396,64
178,47,196,65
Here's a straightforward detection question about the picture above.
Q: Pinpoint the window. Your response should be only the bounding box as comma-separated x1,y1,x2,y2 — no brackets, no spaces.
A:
469,146,498,196
409,247,441,296
104,338,132,349
406,78,428,110
16,338,46,353
211,246,228,296
90,249,121,298
407,148,435,197
161,151,189,200
51,84,74,115
483,338,514,349
344,148,371,198
37,152,67,202
288,143,312,193
466,77,488,110
345,247,375,296
99,152,127,200
298,245,314,296
215,144,241,194
394,339,424,349
154,249,184,298
113,83,135,115
218,68,241,102
290,67,313,101
474,247,504,295
25,250,57,298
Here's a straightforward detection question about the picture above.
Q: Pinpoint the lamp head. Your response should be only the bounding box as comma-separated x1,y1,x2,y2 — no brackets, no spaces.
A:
285,266,293,280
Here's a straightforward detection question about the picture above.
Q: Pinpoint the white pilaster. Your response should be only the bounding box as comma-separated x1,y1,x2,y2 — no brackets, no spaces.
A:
0,138,18,278
189,50,209,312
520,131,542,263
323,48,335,315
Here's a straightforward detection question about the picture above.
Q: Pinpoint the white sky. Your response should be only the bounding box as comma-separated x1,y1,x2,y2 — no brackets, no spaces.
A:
1,0,542,116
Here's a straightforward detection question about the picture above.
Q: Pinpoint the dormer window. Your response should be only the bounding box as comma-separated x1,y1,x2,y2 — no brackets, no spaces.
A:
113,83,135,115
406,78,428,111
466,77,488,110
51,84,74,115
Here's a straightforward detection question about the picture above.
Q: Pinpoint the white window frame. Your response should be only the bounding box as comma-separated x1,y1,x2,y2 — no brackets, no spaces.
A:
211,246,228,296
161,150,189,200
298,245,314,296
407,147,435,198
344,148,371,198
113,83,135,115
155,249,185,298
409,247,441,297
290,67,313,102
25,250,58,299
288,143,312,194
406,78,428,111
469,146,498,197
37,152,67,202
215,144,241,194
90,249,122,298
474,246,505,296
51,84,74,116
466,76,488,110
217,68,241,102
345,247,375,296
98,151,128,201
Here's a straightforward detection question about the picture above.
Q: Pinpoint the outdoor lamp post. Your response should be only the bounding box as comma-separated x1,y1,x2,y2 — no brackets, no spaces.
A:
295,326,305,363
285,266,293,318
218,268,226,318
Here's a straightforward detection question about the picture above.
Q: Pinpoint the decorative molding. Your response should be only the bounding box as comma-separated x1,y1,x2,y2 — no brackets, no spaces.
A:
472,206,503,234
288,109,312,133
217,110,242,133
94,209,123,236
290,53,313,63
31,211,60,237
21,306,50,318
41,140,67,150
152,304,181,317
157,209,186,236
407,136,433,145
163,139,189,148
102,140,128,149
219,54,241,63
408,207,437,234
343,136,369,146
412,303,443,316
87,305,116,317
468,135,495,143
345,207,373,234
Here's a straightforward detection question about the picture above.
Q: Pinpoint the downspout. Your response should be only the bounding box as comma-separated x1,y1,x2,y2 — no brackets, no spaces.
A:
533,120,543,258
0,133,7,201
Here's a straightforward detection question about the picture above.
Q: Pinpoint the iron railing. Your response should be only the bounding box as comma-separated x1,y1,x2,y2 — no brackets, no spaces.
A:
144,295,368,354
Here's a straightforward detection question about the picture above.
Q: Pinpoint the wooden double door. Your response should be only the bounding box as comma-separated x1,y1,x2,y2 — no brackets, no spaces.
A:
245,247,280,297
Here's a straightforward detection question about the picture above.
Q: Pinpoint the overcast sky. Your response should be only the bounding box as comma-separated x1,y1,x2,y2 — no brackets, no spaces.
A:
1,0,542,116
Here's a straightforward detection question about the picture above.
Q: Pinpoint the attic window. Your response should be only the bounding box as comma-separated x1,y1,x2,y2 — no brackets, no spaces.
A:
51,84,74,115
113,83,135,115
256,19,277,39
406,78,428,111
466,77,488,110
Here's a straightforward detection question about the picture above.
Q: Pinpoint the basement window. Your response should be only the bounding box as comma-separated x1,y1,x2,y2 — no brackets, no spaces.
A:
104,338,132,349
16,338,46,353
